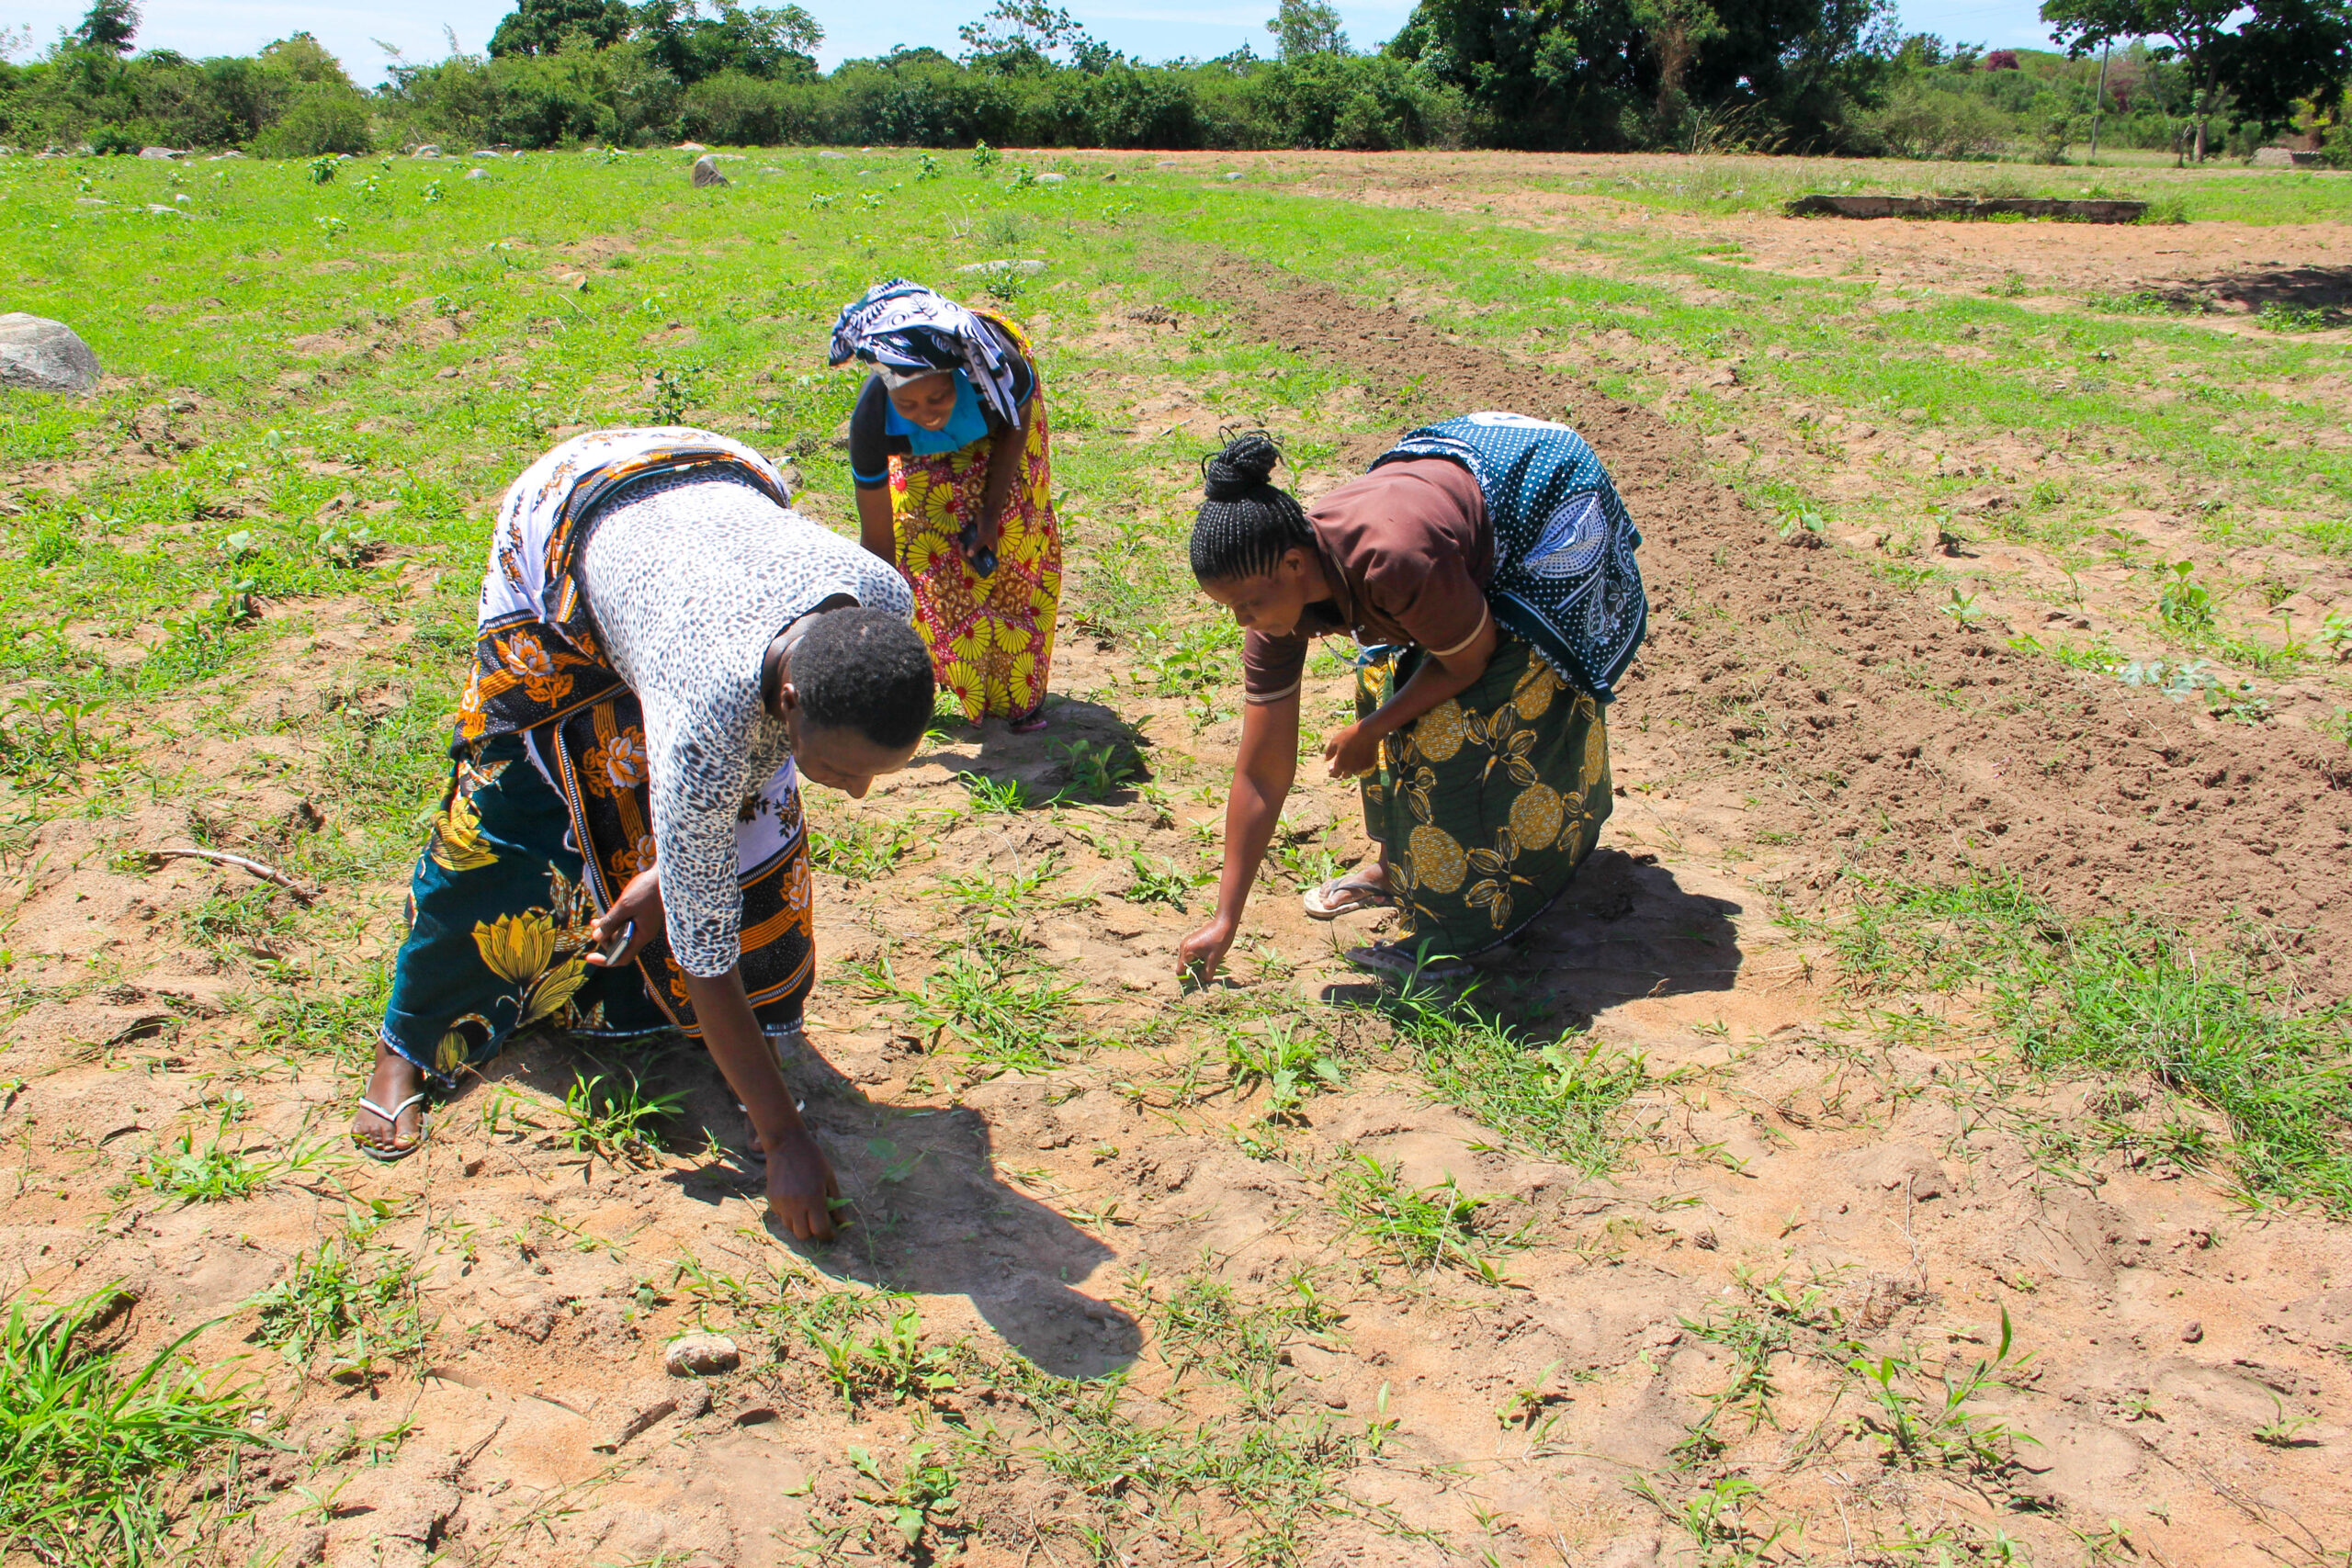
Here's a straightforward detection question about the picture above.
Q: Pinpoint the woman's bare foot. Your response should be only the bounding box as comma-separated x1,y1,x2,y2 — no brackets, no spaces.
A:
353,1040,427,1156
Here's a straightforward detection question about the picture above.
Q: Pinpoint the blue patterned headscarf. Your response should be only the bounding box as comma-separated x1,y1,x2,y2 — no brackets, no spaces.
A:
828,279,1021,425
1374,412,1647,702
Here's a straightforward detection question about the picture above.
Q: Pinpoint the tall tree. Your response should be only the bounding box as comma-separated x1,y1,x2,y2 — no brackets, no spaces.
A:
487,0,637,57
73,0,139,54
1268,0,1351,61
957,0,1119,72
2036,0,2349,158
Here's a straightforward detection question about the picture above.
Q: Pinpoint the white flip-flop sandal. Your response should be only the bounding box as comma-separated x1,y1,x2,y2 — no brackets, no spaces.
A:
1304,874,1396,920
353,1091,429,1163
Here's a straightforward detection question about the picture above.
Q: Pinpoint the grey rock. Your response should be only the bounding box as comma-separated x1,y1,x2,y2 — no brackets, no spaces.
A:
691,154,729,188
675,141,708,152
1221,171,1243,181
1038,171,1066,186
412,144,442,158
138,145,188,160
663,1330,739,1375
464,168,486,181
818,150,849,160
0,313,99,394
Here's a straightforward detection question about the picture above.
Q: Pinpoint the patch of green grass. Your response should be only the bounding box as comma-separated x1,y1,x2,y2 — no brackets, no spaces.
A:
982,1349,1381,1568
558,1068,684,1166
1121,852,1199,912
1830,876,2352,1209
854,943,1081,1076
250,1210,431,1383
0,1287,267,1568
123,1108,332,1203
1153,1270,1342,1419
802,1305,958,1417
1377,987,1651,1172
1222,1018,1343,1120
809,816,920,882
941,852,1062,921
1325,1154,1527,1283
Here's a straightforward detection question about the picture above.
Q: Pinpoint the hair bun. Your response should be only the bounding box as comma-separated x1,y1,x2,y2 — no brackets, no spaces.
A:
1202,432,1282,501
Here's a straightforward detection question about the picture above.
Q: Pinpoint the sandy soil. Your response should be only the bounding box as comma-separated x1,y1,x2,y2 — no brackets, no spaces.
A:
2,183,2348,1568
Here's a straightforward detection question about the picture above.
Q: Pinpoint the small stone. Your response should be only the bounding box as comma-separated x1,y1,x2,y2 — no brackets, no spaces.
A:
675,141,708,152
138,145,188,160
818,150,849,161
691,154,729,189
0,313,100,394
413,144,441,158
1221,171,1242,181
464,168,486,181
664,1331,739,1375
2181,1321,2203,1343
1038,171,1065,186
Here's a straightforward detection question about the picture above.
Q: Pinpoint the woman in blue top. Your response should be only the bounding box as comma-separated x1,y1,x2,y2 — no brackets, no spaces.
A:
831,280,1060,731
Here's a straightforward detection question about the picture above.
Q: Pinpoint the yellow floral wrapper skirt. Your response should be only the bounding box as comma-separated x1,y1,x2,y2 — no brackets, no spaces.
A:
1357,635,1612,959
379,724,814,1085
889,400,1060,723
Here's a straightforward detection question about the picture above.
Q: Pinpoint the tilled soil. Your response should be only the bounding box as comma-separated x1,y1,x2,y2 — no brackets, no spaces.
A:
2,197,2348,1568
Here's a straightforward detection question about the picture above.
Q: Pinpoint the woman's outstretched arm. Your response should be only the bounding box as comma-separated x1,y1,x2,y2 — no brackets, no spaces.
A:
1180,689,1300,981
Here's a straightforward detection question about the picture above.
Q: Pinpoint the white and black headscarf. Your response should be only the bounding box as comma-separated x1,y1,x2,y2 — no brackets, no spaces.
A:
827,279,1021,425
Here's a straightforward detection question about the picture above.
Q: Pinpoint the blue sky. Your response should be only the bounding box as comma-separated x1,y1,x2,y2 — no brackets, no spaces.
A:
5,0,2066,86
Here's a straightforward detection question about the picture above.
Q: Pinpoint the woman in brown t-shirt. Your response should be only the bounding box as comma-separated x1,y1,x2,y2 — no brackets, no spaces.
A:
1177,428,1630,982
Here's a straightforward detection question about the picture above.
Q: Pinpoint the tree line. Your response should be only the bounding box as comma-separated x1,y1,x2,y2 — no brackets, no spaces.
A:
4,0,2346,159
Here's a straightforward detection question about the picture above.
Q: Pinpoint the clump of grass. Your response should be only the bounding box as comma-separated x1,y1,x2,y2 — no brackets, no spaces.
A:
1154,1270,1341,1418
1831,875,2352,1210
802,1305,958,1416
250,1211,430,1383
1326,1155,1527,1283
123,1109,331,1204
985,1349,1374,1568
1222,1019,1343,1119
559,1068,684,1166
1378,987,1651,1172
854,943,1080,1075
0,1287,267,1568
810,816,919,882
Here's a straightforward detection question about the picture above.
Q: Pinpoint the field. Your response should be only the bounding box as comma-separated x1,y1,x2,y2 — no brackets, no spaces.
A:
2,144,2350,1568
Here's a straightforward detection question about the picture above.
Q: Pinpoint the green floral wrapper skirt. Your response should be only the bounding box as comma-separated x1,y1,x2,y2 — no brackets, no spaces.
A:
1356,634,1612,960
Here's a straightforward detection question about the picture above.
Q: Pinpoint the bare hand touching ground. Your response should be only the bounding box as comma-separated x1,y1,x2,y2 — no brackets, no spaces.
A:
763,1124,842,1241
1179,914,1238,982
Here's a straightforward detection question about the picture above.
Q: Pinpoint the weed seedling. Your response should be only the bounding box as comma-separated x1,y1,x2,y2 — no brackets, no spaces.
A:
559,1070,684,1166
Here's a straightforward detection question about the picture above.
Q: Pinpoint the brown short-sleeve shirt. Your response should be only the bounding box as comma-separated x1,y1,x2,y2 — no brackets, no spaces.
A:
1240,457,1490,703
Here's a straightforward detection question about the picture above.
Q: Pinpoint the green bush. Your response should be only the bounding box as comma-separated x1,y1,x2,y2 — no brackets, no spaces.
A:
86,121,138,152
252,83,370,155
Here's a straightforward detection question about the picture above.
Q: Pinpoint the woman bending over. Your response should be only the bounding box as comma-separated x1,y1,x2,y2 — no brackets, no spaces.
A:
1177,417,1647,983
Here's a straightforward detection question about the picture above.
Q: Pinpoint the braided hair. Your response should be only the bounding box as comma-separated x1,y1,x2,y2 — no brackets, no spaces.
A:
1189,432,1315,583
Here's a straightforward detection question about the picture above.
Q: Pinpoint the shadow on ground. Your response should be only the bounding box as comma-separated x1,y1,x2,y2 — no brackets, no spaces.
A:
2159,265,2352,321
462,1030,1141,1380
